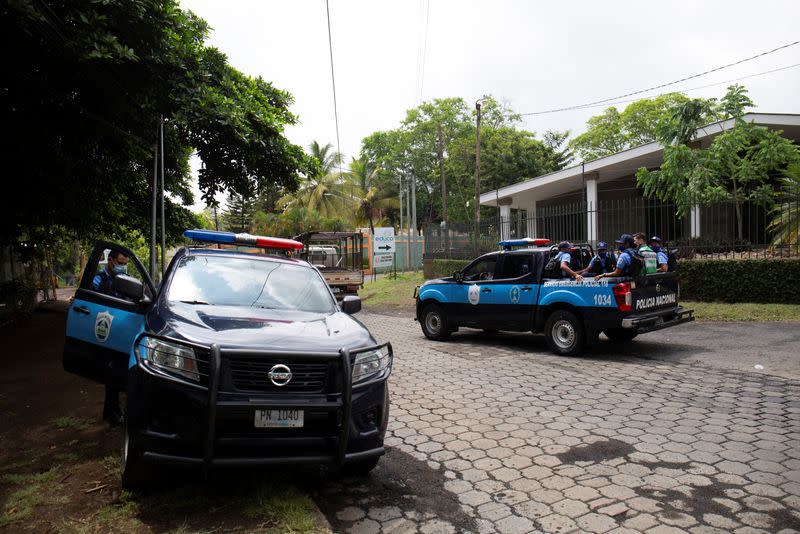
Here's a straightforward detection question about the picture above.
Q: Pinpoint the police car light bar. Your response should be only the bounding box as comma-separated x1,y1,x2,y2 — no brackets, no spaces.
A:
184,229,304,250
498,238,551,250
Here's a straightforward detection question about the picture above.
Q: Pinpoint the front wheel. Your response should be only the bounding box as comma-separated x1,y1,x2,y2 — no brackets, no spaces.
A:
544,310,585,356
603,328,638,343
420,304,451,341
120,420,149,490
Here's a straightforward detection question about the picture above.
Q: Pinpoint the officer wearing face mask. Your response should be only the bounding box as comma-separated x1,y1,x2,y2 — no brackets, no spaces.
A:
91,248,129,426
579,241,615,276
595,234,638,280
92,249,129,295
649,236,669,273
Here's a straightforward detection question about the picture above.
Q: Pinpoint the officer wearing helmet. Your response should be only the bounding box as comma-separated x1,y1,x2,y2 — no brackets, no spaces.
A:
579,241,615,276
556,241,583,282
595,234,638,280
649,236,669,273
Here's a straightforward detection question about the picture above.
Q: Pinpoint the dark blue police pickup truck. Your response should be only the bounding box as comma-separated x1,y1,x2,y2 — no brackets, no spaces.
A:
415,239,693,355
63,230,391,488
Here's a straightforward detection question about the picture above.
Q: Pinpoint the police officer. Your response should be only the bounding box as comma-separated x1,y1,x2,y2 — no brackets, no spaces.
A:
556,241,583,282
579,241,615,276
92,249,129,294
649,236,669,273
633,232,658,274
595,234,637,280
91,249,128,426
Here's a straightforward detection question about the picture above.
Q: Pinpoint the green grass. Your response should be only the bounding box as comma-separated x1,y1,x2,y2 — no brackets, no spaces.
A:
361,272,425,310
53,416,94,431
0,466,68,528
684,301,800,322
243,481,322,533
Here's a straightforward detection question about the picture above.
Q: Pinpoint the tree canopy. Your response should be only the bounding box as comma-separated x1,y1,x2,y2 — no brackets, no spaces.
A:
1,0,316,247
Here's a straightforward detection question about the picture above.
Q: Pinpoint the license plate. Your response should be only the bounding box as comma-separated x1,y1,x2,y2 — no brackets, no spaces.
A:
254,409,304,428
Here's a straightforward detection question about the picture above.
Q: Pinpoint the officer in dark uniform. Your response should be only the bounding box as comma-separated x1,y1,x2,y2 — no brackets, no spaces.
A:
556,241,583,282
649,236,669,273
595,234,637,280
91,249,129,426
579,241,615,276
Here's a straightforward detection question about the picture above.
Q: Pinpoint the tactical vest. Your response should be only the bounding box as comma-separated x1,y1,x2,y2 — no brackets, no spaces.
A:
589,255,614,275
637,245,658,275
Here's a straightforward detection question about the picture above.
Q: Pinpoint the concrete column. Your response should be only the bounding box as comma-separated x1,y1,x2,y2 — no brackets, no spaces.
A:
586,175,598,244
691,204,702,238
526,201,537,238
499,204,511,241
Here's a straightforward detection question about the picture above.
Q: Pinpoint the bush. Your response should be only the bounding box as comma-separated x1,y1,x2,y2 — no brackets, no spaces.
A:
670,237,752,259
431,259,470,278
678,259,800,303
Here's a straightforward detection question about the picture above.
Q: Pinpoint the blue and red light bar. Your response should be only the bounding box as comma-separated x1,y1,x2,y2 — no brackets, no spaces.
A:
498,238,551,250
184,229,304,251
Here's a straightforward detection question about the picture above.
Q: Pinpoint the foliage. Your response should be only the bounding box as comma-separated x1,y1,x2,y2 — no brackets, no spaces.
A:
636,85,800,238
361,272,425,310
1,0,315,247
342,156,399,232
252,206,348,238
769,164,800,246
222,192,257,233
308,141,344,176
678,259,800,304
569,93,712,161
431,259,470,278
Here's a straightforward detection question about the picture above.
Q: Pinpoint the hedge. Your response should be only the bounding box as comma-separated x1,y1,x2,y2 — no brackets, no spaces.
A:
431,259,470,278
432,258,800,304
677,259,800,304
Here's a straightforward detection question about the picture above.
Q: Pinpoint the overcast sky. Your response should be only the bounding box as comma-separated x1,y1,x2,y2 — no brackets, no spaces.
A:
181,0,800,211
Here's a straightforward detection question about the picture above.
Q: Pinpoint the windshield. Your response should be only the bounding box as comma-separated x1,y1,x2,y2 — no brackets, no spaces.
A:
167,255,335,313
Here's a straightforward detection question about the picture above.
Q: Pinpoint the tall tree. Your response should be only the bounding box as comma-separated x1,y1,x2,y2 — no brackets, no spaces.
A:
308,141,344,176
344,157,399,232
1,0,315,247
636,85,800,239
221,192,257,233
568,93,714,161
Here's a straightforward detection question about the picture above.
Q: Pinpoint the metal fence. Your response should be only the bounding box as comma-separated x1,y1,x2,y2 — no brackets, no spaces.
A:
424,196,800,260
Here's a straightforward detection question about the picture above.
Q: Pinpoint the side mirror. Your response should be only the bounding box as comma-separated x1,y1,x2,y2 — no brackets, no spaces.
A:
453,271,463,283
341,295,361,315
112,274,144,302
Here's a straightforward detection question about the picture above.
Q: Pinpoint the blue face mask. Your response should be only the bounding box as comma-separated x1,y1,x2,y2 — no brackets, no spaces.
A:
651,245,661,253
113,264,127,275
618,245,626,252
598,251,607,258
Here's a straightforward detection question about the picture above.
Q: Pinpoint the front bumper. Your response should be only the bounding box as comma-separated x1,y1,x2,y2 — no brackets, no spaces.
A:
128,335,391,469
621,306,695,333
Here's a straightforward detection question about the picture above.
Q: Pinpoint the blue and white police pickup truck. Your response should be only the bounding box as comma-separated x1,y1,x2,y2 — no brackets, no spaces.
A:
415,239,693,355
63,230,392,488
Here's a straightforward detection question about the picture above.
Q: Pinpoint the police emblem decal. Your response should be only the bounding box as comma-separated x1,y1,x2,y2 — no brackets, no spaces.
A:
509,286,521,304
94,311,114,343
468,284,481,305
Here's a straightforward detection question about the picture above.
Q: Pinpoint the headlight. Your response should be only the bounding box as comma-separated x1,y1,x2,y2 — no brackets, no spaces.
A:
138,336,200,382
351,344,392,383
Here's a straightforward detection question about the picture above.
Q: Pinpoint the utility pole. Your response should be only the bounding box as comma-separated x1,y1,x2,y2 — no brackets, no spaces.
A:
437,123,449,256
150,138,158,276
474,99,485,255
411,170,417,271
405,172,411,271
159,116,166,279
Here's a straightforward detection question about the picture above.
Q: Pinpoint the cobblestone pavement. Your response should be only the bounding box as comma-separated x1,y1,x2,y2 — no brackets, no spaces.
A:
317,313,800,534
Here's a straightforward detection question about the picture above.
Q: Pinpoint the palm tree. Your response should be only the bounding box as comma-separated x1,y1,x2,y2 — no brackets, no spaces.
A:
769,163,800,247
278,141,347,219
343,157,398,233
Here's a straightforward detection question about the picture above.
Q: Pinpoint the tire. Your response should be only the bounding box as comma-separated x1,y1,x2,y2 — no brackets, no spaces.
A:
603,328,638,343
544,310,585,356
420,303,450,341
341,456,380,476
120,420,149,490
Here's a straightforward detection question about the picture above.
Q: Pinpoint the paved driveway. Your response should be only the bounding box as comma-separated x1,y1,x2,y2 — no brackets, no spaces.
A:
315,314,800,534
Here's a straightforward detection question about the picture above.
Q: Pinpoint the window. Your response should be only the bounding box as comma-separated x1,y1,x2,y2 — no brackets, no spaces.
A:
462,258,497,282
498,255,532,280
167,255,336,313
83,246,151,301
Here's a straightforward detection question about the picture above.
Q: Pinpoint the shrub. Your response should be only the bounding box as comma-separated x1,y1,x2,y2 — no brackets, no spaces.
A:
677,259,800,304
670,237,753,259
431,259,470,278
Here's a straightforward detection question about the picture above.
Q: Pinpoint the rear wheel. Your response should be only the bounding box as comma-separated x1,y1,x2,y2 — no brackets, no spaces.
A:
420,304,450,341
603,328,638,343
544,310,585,356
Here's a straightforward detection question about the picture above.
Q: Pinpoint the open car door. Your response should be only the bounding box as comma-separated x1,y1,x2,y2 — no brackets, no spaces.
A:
63,241,156,389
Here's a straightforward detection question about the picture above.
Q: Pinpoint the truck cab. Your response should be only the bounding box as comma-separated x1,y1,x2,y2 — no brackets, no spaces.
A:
415,239,693,355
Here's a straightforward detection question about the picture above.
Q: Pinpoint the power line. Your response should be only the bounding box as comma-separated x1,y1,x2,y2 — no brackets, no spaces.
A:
417,0,431,103
324,0,344,172
524,62,800,116
520,40,800,116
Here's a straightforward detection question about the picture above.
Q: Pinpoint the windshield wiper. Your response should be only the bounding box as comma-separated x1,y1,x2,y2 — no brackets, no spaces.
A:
178,299,210,305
